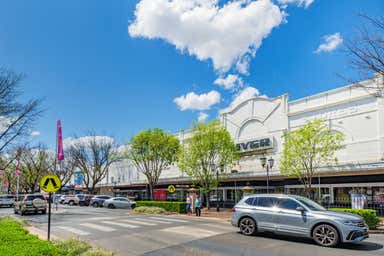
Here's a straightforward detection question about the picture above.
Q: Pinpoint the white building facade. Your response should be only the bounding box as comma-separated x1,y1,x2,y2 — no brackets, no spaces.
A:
106,75,384,209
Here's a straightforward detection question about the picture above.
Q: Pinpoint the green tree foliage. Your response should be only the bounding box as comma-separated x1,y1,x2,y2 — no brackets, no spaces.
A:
280,119,344,198
178,121,239,209
128,128,180,200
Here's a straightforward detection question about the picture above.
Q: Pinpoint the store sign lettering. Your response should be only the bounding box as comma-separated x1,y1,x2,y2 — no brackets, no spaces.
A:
236,137,273,152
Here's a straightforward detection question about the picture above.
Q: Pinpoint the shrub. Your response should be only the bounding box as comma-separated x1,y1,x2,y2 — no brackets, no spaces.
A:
133,206,167,214
55,238,91,255
136,201,187,213
329,208,381,229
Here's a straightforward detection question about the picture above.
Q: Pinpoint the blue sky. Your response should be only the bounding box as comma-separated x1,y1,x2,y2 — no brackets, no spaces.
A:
0,0,383,148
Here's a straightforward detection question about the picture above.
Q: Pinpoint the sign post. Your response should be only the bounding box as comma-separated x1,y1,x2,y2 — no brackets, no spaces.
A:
40,174,61,241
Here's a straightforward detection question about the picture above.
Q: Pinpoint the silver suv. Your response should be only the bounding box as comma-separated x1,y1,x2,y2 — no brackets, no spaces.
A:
232,194,369,247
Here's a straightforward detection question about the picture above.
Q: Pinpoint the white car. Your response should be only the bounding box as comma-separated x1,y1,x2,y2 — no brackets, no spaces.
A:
103,197,136,209
0,195,14,208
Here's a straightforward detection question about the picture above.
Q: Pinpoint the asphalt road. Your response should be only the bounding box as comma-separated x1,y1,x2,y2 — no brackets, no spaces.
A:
1,205,384,256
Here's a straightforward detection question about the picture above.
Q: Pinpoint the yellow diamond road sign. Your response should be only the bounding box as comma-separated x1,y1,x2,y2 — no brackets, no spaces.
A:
40,174,61,193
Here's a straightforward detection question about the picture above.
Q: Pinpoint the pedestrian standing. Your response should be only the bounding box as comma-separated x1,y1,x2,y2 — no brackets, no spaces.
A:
186,194,191,215
195,195,201,217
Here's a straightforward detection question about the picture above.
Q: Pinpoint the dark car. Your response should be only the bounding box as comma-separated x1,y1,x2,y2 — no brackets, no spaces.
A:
14,194,47,215
76,194,93,206
90,195,111,207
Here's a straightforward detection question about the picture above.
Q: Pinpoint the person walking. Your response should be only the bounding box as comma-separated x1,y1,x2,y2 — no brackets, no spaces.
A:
194,195,201,217
186,194,191,215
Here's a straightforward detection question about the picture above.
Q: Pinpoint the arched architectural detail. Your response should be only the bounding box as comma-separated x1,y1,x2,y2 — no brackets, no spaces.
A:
236,118,269,141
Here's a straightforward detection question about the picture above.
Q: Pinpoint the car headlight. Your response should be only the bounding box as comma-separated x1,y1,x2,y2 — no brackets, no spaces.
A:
343,220,363,226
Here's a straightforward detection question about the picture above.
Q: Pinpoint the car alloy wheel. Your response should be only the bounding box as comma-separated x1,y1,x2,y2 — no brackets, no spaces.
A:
108,204,115,209
313,224,339,247
93,202,99,207
69,201,74,206
239,217,256,236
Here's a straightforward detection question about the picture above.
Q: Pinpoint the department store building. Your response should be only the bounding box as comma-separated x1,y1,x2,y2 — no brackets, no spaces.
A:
102,75,384,208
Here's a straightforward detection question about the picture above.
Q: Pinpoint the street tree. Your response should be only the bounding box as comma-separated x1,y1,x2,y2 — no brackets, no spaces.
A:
127,128,180,200
178,121,239,209
19,145,54,193
51,153,77,187
343,15,384,95
66,134,121,194
0,151,19,194
280,119,344,199
0,68,42,154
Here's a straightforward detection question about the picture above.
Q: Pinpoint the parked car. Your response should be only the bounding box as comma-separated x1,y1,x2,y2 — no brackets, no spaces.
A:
103,197,136,209
232,194,369,247
63,195,79,206
76,194,93,206
90,195,111,207
0,195,15,208
14,194,47,215
58,195,67,204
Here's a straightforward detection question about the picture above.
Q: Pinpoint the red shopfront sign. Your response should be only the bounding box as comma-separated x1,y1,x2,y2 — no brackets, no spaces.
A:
153,189,167,201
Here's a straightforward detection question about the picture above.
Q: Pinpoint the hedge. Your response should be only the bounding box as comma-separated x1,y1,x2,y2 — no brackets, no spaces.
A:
329,208,381,229
136,201,186,213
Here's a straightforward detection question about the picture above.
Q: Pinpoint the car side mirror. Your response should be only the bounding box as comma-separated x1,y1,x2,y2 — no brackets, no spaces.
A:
296,206,305,212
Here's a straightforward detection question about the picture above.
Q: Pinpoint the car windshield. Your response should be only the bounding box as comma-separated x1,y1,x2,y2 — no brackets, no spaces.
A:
294,196,326,211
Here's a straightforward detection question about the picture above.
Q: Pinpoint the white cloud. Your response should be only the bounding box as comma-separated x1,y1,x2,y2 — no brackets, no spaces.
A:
63,136,115,149
129,0,284,73
221,86,261,113
315,32,343,53
174,90,221,111
277,0,314,8
214,74,243,90
198,112,209,122
30,131,40,137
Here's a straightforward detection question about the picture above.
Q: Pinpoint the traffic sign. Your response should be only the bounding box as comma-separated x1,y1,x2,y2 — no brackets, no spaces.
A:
40,174,61,193
168,185,176,193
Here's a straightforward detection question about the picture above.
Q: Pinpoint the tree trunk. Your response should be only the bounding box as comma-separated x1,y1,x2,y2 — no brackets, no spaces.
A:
148,183,154,201
205,191,210,210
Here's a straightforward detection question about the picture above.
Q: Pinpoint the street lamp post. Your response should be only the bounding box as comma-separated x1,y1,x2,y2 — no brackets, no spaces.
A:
260,156,274,193
231,169,238,203
210,163,223,212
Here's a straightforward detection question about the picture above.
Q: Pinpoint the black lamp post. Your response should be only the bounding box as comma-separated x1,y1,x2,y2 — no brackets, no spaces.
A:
231,169,238,203
211,163,223,212
260,156,274,193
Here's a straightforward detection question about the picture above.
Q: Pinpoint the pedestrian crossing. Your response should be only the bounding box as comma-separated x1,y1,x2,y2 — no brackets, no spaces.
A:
54,215,233,239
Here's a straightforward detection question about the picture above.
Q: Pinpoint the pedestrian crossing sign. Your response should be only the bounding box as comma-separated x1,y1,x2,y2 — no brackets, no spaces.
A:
40,174,61,193
168,185,176,193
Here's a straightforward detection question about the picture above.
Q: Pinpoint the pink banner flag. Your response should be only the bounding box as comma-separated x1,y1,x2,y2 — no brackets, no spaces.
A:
15,150,21,175
57,120,64,161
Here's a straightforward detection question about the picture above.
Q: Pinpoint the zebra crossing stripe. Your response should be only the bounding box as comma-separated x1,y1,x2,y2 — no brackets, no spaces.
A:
57,226,90,236
101,221,139,228
134,218,172,224
148,216,189,223
159,226,220,238
80,223,116,232
120,219,157,226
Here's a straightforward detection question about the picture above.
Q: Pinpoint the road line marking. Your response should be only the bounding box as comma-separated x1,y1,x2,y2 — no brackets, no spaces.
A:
148,217,189,223
101,221,139,228
120,219,157,226
87,217,116,221
133,218,172,224
57,226,90,236
159,226,221,238
80,223,116,232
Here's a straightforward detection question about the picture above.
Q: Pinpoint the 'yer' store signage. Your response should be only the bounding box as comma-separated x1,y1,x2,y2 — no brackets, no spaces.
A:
236,137,273,153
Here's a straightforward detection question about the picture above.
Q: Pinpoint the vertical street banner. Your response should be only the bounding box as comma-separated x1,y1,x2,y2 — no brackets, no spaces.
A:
57,120,64,161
